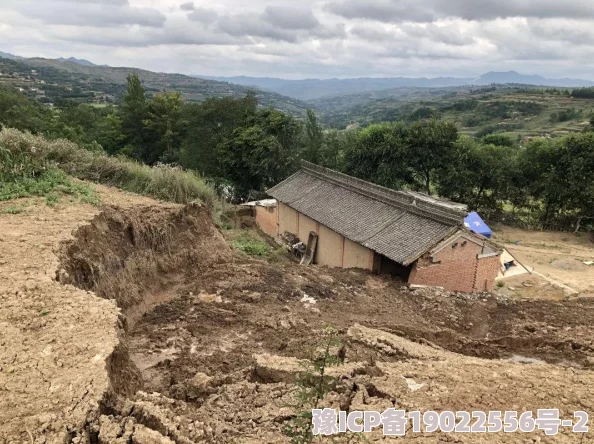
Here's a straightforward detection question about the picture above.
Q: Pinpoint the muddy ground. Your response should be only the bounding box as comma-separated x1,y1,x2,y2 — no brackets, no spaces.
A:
2,187,594,443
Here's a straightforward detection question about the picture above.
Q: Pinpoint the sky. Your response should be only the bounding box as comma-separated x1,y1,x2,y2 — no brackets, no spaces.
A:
2,0,594,80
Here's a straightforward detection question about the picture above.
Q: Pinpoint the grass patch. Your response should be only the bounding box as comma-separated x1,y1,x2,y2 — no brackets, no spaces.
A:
0,128,216,206
0,205,25,214
231,231,273,257
0,167,100,206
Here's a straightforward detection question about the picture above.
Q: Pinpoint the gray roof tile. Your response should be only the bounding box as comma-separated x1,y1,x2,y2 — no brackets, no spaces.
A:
267,161,466,265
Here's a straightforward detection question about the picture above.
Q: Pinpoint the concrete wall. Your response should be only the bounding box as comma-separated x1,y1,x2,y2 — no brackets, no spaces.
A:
298,213,319,244
278,202,298,236
316,224,344,268
408,235,500,293
255,206,278,238
273,201,374,270
343,238,374,270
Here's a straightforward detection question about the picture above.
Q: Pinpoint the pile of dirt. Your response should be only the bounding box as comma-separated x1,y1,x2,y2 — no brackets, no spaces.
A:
550,258,588,271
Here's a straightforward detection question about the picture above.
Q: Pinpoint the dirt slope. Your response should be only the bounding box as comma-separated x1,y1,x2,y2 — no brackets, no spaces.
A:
0,186,172,443
2,184,594,443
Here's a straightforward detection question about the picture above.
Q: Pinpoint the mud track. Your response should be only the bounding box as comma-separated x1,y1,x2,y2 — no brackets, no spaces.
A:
54,203,594,442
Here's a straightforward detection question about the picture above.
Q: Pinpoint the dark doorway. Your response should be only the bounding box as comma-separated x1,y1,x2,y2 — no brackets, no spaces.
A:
374,254,412,279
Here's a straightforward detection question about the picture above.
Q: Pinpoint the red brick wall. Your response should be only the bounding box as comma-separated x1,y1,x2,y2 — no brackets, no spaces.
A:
255,206,278,238
408,238,499,293
475,255,500,292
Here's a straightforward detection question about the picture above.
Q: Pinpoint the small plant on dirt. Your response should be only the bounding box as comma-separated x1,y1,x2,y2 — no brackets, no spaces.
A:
231,231,272,257
45,192,60,207
496,280,505,288
0,206,24,214
283,327,350,444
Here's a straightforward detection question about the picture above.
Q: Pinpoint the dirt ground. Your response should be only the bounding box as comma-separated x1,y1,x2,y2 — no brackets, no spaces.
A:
2,185,594,443
0,184,164,443
492,224,594,297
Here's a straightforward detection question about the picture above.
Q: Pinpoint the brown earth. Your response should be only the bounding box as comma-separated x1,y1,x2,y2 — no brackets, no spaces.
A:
492,224,594,295
2,185,594,443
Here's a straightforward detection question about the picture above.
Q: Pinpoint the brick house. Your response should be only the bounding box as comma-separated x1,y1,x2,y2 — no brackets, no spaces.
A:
255,161,501,293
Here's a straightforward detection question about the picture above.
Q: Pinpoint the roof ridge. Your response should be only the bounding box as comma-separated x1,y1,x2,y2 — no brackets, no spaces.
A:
300,161,466,226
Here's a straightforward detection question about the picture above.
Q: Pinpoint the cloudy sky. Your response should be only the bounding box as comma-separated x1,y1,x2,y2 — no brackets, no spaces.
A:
2,0,594,79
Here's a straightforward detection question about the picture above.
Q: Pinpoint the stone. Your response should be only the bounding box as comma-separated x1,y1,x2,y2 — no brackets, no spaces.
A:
190,372,213,391
198,292,222,303
132,425,175,444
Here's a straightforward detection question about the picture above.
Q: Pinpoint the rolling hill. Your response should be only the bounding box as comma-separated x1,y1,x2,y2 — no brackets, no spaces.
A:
312,84,594,141
0,55,310,115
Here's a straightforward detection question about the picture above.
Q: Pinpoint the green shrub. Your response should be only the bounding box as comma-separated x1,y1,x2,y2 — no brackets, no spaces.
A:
231,232,272,257
0,166,100,205
0,128,216,206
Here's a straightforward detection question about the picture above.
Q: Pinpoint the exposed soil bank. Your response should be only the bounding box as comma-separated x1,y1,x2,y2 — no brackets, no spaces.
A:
59,202,231,325
0,186,164,444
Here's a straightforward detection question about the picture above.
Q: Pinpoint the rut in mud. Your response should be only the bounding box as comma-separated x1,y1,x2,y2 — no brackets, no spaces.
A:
57,203,594,443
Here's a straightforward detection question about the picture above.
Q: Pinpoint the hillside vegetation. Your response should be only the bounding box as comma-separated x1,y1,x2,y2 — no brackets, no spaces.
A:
0,128,215,206
313,85,594,139
3,70,594,233
0,56,309,115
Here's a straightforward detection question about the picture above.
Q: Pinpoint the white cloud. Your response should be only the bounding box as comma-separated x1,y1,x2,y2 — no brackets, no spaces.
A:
0,0,594,79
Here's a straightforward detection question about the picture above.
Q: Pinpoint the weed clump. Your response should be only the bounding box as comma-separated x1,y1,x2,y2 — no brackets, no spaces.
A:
283,328,344,444
0,138,100,205
231,231,272,257
0,128,216,206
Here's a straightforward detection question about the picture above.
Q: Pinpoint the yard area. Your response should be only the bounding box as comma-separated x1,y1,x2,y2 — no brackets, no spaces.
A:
492,224,594,298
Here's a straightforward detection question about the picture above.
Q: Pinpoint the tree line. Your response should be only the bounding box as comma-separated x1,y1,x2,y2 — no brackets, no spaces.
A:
2,74,594,230
334,121,594,231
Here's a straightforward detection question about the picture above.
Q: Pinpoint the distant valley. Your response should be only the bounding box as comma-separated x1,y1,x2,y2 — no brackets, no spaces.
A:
200,72,594,100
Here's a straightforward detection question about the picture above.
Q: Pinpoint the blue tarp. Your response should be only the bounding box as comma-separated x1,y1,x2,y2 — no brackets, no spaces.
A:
464,212,492,238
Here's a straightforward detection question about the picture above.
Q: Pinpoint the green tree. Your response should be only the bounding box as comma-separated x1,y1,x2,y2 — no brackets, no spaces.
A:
481,134,515,147
405,119,458,194
143,91,186,164
120,73,148,157
302,109,323,164
179,93,258,178
217,108,301,199
343,122,412,189
318,129,350,171
96,112,126,155
517,138,565,227
437,136,517,216
0,87,52,134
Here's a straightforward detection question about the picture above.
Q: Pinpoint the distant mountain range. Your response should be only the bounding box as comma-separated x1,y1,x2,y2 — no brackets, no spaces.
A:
56,57,97,67
0,51,21,60
200,71,594,100
1,52,97,67
3,49,594,105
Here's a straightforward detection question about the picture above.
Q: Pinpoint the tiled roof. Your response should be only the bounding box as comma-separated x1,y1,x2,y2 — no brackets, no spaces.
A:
267,161,467,265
